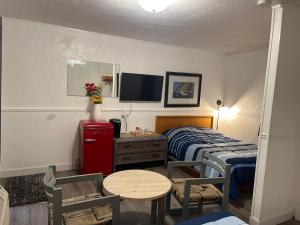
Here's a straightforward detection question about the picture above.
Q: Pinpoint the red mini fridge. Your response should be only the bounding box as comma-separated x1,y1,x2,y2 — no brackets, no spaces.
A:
79,120,113,175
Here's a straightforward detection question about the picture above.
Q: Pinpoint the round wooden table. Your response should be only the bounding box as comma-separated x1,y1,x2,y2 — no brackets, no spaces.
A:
103,170,172,225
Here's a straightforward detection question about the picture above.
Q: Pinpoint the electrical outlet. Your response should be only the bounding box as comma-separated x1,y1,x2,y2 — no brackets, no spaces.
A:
121,112,129,119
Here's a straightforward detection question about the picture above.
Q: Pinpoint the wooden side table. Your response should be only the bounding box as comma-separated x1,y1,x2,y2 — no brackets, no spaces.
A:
113,133,168,171
103,170,171,225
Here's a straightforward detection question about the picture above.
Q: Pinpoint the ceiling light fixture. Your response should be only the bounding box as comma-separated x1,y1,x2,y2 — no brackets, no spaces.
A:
138,0,171,13
257,0,268,6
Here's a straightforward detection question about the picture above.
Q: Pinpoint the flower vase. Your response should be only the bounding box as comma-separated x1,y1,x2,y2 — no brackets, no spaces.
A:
92,103,102,122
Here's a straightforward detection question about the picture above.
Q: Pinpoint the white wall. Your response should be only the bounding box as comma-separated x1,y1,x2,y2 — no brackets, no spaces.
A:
251,3,300,225
220,49,268,144
0,18,226,177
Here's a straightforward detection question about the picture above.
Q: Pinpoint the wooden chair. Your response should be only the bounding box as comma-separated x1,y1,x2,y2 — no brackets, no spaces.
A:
166,152,231,220
43,165,120,225
0,185,10,225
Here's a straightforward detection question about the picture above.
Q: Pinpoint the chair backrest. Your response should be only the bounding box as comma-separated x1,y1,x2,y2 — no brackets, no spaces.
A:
200,151,231,179
200,151,231,208
43,165,57,202
0,185,10,225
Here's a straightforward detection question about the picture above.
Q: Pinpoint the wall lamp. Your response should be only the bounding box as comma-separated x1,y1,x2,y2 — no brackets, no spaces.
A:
215,100,240,130
216,99,223,130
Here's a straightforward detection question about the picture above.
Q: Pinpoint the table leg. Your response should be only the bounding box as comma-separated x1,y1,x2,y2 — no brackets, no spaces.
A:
157,197,166,225
151,199,157,224
164,154,168,168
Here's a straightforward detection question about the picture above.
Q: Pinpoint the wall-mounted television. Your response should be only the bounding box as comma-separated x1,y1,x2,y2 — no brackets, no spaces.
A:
120,73,163,102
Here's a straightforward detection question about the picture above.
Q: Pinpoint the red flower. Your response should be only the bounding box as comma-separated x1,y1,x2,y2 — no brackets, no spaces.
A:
84,82,101,97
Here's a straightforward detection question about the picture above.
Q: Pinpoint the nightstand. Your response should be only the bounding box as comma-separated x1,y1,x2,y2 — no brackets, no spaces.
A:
113,133,168,171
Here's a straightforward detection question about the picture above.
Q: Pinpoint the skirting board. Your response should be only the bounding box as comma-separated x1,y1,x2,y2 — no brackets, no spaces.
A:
0,163,73,177
249,209,294,225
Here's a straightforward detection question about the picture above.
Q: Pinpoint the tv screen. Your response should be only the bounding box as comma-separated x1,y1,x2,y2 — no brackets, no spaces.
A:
120,73,163,102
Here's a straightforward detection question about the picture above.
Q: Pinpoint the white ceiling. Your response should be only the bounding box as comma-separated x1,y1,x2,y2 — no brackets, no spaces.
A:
0,0,273,53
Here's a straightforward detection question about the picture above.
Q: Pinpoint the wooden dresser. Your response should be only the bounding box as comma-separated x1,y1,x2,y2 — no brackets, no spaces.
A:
113,133,168,171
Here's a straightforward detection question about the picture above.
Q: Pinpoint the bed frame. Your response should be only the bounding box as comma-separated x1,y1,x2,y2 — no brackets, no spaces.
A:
155,115,214,177
155,115,214,134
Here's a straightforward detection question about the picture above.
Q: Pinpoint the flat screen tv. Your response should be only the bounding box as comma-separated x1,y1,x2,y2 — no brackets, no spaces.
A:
120,73,163,102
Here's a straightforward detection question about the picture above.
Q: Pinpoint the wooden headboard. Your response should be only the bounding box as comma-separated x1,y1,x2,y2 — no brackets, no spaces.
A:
155,115,214,134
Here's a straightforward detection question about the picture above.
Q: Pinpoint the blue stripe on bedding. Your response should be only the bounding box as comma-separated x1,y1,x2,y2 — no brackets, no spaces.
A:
164,126,257,200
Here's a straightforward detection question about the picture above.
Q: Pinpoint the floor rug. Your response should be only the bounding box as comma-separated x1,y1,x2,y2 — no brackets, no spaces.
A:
5,173,48,206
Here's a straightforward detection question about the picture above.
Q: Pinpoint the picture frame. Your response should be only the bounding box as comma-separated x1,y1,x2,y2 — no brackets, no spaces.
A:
164,72,202,107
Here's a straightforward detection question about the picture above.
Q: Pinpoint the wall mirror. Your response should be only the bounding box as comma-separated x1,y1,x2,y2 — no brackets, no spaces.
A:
67,59,120,98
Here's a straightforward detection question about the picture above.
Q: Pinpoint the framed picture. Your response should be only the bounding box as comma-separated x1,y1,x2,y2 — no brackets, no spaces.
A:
164,72,202,107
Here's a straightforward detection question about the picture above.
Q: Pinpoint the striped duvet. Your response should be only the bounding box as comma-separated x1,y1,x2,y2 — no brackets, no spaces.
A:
164,127,257,200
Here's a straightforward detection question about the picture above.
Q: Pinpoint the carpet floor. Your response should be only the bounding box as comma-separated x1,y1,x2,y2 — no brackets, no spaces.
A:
5,173,47,207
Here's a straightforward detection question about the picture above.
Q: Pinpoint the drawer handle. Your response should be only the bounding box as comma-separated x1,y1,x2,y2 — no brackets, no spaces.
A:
85,139,96,143
152,143,161,147
123,145,132,148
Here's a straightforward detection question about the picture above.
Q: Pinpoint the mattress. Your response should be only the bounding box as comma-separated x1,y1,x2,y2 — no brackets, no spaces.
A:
164,126,257,200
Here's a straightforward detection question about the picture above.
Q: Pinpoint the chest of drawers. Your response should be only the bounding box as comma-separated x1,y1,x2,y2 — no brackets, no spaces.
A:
113,134,168,171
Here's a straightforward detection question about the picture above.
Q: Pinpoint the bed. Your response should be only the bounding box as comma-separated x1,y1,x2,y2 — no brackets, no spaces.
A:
155,116,257,200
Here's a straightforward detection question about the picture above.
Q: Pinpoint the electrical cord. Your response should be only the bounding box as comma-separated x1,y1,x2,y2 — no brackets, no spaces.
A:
216,106,220,130
122,115,128,133
121,102,132,133
127,102,132,117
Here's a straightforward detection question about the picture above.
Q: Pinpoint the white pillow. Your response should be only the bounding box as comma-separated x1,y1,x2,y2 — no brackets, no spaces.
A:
203,216,248,225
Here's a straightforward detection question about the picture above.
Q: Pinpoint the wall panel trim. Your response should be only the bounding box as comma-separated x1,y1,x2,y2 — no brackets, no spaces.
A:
270,134,300,140
1,107,261,118
1,107,212,113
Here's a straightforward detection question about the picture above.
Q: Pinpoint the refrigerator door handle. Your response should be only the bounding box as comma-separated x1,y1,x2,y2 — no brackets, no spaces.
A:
84,138,96,143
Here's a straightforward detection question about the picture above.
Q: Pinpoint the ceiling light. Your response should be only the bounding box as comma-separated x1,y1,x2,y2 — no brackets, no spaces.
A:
257,0,268,6
138,0,171,13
